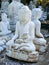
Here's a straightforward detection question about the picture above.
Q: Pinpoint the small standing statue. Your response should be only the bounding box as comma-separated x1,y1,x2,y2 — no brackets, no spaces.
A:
6,6,39,62
1,0,9,14
8,0,24,31
0,13,12,42
32,8,47,53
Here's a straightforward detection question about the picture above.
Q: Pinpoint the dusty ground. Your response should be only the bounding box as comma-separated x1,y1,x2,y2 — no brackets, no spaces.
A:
0,29,49,65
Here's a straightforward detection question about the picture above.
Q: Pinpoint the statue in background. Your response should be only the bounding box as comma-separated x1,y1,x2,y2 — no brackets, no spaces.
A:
8,0,24,31
0,13,11,53
1,13,10,30
0,13,13,43
32,8,47,53
1,0,9,14
6,6,39,62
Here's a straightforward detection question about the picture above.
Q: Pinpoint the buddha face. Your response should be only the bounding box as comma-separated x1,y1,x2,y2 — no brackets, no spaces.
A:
32,8,43,19
18,6,32,24
1,13,7,22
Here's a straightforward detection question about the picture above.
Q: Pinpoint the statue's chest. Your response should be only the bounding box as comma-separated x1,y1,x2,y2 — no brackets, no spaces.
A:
18,23,29,35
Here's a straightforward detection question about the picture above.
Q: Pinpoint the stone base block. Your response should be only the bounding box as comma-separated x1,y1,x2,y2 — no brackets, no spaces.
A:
6,50,39,62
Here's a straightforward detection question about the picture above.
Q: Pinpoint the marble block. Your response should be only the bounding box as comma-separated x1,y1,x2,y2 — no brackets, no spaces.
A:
6,49,39,62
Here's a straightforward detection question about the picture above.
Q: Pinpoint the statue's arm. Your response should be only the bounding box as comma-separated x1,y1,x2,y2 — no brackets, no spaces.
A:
7,21,10,30
12,23,19,41
36,21,41,35
29,22,35,40
35,21,43,37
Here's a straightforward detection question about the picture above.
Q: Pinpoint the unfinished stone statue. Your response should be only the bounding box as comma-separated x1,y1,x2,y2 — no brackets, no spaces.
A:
1,0,9,14
0,13,12,42
32,8,47,53
8,0,24,31
6,6,39,62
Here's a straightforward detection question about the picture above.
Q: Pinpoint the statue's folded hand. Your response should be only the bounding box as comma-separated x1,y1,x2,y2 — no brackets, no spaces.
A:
15,39,23,44
36,33,44,38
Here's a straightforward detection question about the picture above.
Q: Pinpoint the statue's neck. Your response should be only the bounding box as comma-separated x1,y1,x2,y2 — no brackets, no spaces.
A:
20,21,29,25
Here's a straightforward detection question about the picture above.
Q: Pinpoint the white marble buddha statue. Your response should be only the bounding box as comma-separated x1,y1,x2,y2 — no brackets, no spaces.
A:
6,6,39,62
1,13,10,30
8,0,24,31
32,8,47,53
0,13,12,42
0,13,11,35
1,0,9,14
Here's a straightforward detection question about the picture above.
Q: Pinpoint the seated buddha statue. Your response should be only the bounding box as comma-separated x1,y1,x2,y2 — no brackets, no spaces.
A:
1,13,10,30
6,6,39,62
0,13,11,35
0,13,12,42
32,8,47,53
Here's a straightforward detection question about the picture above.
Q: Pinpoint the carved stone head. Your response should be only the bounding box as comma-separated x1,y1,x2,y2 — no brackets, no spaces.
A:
18,6,32,24
32,8,43,19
